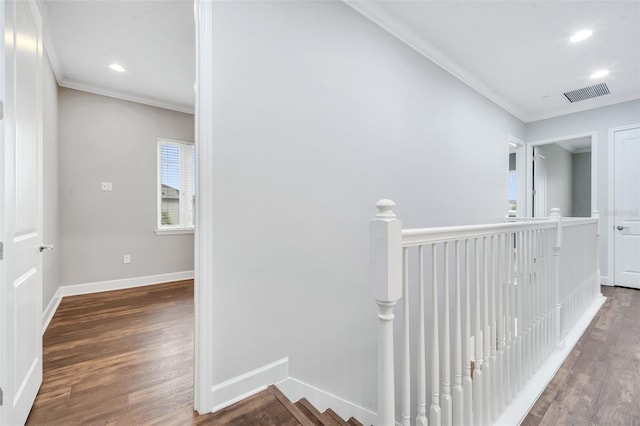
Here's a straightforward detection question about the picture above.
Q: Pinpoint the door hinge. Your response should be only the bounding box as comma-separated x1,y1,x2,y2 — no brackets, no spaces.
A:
0,241,3,260
0,100,3,120
0,386,3,406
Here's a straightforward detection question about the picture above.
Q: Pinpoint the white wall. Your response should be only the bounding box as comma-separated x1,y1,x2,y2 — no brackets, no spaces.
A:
58,88,194,286
207,0,524,412
572,152,591,217
537,143,573,216
526,99,640,280
43,52,60,310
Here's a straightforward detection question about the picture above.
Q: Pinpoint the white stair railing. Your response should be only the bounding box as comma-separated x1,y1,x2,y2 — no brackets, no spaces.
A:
370,200,600,426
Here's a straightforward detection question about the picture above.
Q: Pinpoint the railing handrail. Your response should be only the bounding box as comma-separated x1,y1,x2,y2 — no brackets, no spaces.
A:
401,220,556,247
561,217,597,227
371,200,600,426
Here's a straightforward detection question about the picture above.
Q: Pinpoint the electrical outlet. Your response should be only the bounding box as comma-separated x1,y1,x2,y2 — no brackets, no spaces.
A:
101,182,113,191
123,254,131,264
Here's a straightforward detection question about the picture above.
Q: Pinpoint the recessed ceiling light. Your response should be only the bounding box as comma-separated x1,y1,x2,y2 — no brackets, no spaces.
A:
109,63,126,73
590,69,609,79
570,29,593,43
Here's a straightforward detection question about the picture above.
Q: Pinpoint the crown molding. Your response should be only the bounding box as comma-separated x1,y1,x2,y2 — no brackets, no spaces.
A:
344,0,529,122
525,92,640,123
36,0,63,84
35,0,193,115
59,78,194,114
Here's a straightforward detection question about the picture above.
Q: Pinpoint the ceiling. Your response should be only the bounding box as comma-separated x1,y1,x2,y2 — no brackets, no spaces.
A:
40,0,195,113
40,1,639,121
555,136,592,153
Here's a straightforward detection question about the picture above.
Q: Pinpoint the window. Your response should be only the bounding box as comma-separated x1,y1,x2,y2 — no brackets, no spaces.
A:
157,138,195,233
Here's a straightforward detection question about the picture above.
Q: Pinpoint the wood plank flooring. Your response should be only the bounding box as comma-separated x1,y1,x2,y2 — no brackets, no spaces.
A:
26,282,640,425
523,286,640,426
26,280,361,425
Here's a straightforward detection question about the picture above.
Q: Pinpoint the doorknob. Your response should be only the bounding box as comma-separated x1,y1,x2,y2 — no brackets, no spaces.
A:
616,226,624,231
40,244,55,252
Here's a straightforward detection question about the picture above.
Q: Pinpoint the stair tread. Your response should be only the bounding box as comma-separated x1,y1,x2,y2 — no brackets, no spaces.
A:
323,408,349,426
346,416,365,426
295,398,331,426
268,385,315,426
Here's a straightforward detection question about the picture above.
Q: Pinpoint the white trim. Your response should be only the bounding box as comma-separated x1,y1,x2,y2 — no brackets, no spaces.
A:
600,275,612,286
277,377,378,426
508,135,526,218
155,228,194,236
607,123,640,287
527,93,640,123
194,0,215,414
59,78,194,115
343,0,528,122
343,1,639,123
41,289,62,333
210,358,289,413
526,131,598,217
58,270,194,297
495,295,606,426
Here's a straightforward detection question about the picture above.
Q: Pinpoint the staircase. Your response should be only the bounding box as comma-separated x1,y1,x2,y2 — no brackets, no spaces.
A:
207,385,365,426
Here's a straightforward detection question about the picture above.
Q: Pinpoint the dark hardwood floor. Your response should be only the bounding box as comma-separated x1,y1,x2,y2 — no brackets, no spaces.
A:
524,286,640,426
26,280,203,425
26,280,360,425
26,282,639,425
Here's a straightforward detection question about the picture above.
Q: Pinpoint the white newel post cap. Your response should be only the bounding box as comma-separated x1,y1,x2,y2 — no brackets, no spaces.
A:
375,199,397,218
549,207,561,219
371,199,402,303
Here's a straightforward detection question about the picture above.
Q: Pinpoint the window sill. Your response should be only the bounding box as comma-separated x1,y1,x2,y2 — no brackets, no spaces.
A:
155,228,195,236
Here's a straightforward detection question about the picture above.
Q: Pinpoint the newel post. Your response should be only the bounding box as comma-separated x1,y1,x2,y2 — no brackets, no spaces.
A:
592,210,603,297
549,208,564,349
371,199,403,426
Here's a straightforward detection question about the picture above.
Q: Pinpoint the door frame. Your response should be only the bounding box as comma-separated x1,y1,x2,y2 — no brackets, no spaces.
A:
194,0,214,414
526,131,598,218
508,135,526,217
607,123,640,287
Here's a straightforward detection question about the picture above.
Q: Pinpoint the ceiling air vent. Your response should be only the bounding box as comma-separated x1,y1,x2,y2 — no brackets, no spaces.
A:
563,82,610,103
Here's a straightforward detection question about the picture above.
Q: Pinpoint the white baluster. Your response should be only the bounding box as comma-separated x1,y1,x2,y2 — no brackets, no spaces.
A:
402,248,411,426
473,238,483,425
515,231,523,391
452,241,464,426
442,242,452,426
531,230,537,368
463,240,473,426
549,208,563,349
416,246,428,426
482,237,491,426
490,235,498,421
523,229,531,381
504,232,513,405
593,211,602,298
431,246,442,426
496,233,505,413
371,200,402,426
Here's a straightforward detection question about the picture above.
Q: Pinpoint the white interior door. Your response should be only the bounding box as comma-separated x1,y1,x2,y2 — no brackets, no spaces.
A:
533,148,547,217
614,126,640,289
0,0,44,424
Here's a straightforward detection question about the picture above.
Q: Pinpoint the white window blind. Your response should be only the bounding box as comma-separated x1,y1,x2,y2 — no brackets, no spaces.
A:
157,138,195,230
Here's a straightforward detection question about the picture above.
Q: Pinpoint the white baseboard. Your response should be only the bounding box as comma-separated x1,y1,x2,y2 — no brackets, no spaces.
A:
41,270,194,334
42,289,63,334
277,377,378,426
600,275,613,286
58,270,194,297
495,295,607,426
211,357,289,413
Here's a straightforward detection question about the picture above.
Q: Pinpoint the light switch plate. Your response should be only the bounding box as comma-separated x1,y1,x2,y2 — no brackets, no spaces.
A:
101,182,113,191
